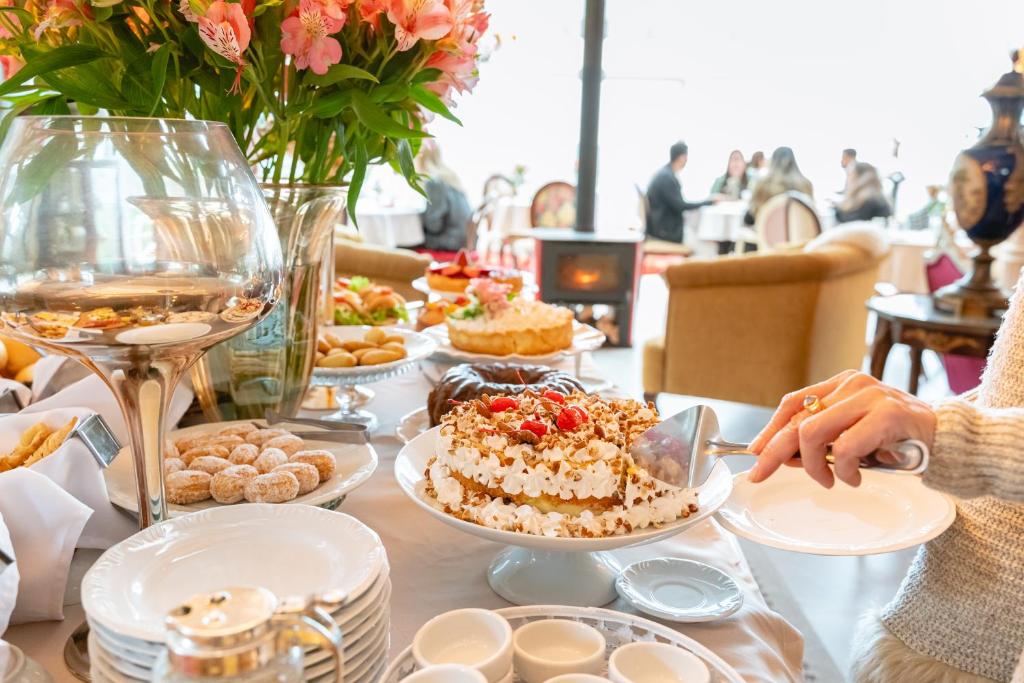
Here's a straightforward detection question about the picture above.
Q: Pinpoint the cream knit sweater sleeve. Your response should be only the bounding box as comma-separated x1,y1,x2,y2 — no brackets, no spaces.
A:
924,269,1024,502
925,398,1024,502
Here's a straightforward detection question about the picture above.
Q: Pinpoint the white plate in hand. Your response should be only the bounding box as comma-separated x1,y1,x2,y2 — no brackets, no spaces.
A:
715,467,956,555
104,420,377,517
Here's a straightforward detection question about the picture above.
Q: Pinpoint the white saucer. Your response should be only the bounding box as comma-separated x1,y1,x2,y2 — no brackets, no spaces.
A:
716,467,957,556
615,558,743,623
396,407,430,444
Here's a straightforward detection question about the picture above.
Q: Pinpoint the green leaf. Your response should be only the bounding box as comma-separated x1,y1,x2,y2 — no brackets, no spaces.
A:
148,44,171,115
350,91,428,139
410,84,462,125
310,90,353,118
304,64,379,87
0,45,109,98
412,68,443,84
93,4,114,20
347,139,367,228
369,83,409,104
9,135,80,205
39,68,134,111
395,139,423,195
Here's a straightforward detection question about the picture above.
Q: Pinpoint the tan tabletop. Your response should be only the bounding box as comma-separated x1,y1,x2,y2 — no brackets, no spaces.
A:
5,358,805,683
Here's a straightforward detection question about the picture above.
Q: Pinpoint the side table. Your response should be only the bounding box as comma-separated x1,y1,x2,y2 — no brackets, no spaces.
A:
866,294,1002,394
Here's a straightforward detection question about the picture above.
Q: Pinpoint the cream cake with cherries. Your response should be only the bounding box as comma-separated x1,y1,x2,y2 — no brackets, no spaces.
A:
421,390,699,538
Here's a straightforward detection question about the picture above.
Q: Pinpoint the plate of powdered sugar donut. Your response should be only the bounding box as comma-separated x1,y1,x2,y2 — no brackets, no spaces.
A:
103,420,378,518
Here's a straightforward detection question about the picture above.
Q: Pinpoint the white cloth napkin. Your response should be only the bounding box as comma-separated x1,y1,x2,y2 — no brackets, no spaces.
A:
0,469,90,624
23,373,194,445
0,408,136,549
0,511,18,636
0,380,30,412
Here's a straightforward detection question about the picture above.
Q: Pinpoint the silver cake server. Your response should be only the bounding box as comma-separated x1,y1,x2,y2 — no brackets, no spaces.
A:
630,404,929,489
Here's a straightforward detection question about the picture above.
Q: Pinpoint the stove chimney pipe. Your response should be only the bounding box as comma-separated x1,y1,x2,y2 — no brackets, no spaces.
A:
575,0,605,233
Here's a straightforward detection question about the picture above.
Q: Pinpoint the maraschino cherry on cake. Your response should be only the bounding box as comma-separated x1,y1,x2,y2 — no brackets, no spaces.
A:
421,389,700,538
426,249,523,293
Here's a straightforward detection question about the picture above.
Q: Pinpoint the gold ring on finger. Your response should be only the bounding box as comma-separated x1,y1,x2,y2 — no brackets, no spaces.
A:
803,394,825,415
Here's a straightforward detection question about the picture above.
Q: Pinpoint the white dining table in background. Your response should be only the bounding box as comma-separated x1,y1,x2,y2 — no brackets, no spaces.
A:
4,354,805,683
696,200,748,243
356,200,427,249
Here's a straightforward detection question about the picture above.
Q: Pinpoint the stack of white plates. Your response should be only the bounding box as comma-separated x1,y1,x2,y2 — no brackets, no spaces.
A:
82,505,391,683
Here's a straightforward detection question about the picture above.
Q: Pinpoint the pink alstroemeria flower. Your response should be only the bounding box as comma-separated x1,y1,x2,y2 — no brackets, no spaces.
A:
280,0,344,75
356,0,386,30
0,54,23,81
317,0,352,23
34,0,90,39
0,0,20,39
177,0,199,22
197,1,251,66
386,0,453,52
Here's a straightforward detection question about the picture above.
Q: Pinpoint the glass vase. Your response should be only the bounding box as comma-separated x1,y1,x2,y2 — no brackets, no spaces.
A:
192,185,343,420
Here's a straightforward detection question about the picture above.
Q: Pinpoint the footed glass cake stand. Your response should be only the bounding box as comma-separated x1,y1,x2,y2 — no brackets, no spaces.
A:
310,326,436,431
395,428,734,606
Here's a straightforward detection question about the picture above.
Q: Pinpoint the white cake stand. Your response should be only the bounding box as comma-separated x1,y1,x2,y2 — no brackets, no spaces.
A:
311,326,436,431
394,428,733,606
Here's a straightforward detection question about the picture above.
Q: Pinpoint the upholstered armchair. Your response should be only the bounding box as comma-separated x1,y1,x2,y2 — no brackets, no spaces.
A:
642,240,888,407
334,240,431,302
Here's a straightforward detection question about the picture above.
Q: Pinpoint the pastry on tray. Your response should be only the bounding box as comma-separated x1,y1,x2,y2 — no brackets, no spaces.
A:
446,279,573,356
427,362,584,427
164,424,336,505
334,276,409,326
425,249,523,293
422,390,699,538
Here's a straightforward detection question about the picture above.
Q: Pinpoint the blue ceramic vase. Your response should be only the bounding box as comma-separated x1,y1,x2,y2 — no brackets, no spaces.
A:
939,62,1024,316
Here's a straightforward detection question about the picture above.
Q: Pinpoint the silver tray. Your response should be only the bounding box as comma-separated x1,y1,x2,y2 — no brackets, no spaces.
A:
380,605,744,683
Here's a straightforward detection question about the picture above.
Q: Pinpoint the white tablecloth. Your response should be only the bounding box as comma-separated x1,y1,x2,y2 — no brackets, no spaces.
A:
696,201,748,242
4,355,805,683
357,204,426,249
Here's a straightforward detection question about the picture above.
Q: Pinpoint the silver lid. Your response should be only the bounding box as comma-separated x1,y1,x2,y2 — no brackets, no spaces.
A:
165,587,281,677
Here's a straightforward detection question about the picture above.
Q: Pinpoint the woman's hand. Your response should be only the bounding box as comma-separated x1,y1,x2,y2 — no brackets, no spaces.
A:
747,370,936,488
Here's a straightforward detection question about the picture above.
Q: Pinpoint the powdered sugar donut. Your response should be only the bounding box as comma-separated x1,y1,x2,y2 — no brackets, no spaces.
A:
272,462,320,495
244,471,299,503
254,447,288,474
211,464,259,504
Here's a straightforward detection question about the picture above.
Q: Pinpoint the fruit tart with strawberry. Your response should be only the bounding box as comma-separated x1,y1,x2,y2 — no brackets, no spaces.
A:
425,249,523,294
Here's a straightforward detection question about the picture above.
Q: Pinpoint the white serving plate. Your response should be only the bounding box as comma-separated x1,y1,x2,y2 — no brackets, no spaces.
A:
82,505,387,643
394,428,732,553
412,276,538,303
716,467,957,555
422,320,605,364
396,407,430,444
104,420,378,517
312,325,437,383
615,558,743,623
382,606,743,683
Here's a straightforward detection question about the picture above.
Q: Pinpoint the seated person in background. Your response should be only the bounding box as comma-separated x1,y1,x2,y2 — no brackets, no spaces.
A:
744,146,814,225
710,150,748,199
645,141,715,243
747,150,767,180
834,162,892,224
416,142,472,252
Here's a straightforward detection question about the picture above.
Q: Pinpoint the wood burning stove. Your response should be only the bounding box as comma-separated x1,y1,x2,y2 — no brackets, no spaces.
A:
534,228,642,347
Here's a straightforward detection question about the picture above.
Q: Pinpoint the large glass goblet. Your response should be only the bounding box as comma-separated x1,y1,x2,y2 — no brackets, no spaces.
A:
0,116,283,529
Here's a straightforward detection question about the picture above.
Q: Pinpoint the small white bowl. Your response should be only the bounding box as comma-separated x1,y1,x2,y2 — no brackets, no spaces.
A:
608,642,710,683
412,608,513,683
404,664,488,683
512,619,606,683
546,676,613,683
